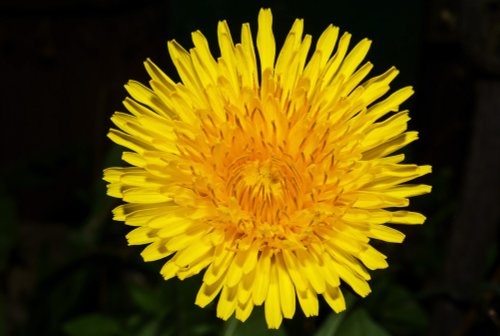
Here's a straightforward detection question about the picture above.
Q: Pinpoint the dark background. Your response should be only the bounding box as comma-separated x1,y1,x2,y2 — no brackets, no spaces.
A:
1,0,499,335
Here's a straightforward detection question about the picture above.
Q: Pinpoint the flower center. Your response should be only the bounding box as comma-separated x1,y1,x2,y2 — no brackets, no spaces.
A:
226,154,302,224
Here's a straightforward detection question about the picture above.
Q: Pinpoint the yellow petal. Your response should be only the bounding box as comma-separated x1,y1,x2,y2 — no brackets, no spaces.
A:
159,259,179,280
369,224,405,243
237,270,255,305
383,184,432,198
296,287,319,317
329,248,371,280
321,32,351,88
237,23,258,88
196,273,225,308
122,187,170,204
107,129,154,154
203,248,235,286
323,284,346,313
341,61,373,97
242,240,260,274
174,239,213,268
112,202,167,222
235,299,254,322
295,249,326,294
252,247,272,305
265,262,283,329
321,253,341,287
167,40,203,99
334,261,371,297
125,80,170,116
357,245,388,270
276,253,296,319
191,30,219,87
360,66,399,106
217,285,238,320
141,240,172,261
362,131,419,159
217,20,239,91
257,8,275,73
281,249,308,293
176,257,213,280
362,111,410,149
225,251,246,288
315,24,340,69
122,96,158,119
350,191,409,209
337,38,371,82
165,227,206,251
126,226,157,245
367,86,414,120
342,208,392,225
389,211,426,224
121,151,146,167
144,58,176,92
276,18,303,67
154,217,195,238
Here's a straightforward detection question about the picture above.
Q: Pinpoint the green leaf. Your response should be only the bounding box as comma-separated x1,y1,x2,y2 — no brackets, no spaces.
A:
128,284,169,315
374,285,428,335
222,307,287,336
315,312,346,336
337,309,391,336
135,317,162,336
36,268,89,334
62,314,120,336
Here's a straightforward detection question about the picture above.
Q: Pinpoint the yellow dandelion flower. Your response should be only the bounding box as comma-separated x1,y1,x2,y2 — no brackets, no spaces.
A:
103,8,431,329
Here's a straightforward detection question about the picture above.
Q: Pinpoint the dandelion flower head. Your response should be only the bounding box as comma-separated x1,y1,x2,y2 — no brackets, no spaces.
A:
104,8,431,329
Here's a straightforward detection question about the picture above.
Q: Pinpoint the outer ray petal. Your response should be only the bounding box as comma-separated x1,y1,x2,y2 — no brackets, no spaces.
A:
257,8,276,74
276,253,296,319
264,262,283,329
252,247,272,305
323,284,346,313
217,285,238,320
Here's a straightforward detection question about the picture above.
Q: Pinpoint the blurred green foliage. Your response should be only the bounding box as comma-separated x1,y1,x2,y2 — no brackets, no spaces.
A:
3,0,499,335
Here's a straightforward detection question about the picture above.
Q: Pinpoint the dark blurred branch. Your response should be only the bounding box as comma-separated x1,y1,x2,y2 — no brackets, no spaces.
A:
429,1,500,328
430,79,500,335
460,0,500,76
